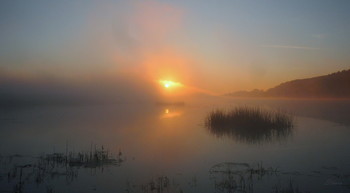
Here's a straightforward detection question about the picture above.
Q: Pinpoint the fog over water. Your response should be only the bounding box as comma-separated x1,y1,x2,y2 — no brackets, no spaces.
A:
1,1,350,192
1,98,350,192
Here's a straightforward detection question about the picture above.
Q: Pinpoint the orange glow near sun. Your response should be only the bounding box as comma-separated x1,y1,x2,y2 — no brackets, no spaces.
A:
159,80,183,89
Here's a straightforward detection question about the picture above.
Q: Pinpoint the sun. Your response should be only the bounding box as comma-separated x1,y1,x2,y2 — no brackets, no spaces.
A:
159,80,183,88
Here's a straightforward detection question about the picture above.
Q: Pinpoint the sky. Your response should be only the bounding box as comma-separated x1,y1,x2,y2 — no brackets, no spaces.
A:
1,0,350,96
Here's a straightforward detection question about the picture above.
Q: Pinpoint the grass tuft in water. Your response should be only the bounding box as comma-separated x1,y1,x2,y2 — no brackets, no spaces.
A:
205,106,294,143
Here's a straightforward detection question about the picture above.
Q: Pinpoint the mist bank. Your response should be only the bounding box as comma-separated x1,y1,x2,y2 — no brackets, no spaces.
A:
0,73,161,107
227,69,350,99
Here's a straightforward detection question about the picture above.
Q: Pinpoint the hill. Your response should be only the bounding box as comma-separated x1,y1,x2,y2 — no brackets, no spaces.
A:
227,69,350,98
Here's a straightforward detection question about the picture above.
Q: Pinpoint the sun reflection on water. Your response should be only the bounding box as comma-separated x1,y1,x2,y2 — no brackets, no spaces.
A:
161,108,182,119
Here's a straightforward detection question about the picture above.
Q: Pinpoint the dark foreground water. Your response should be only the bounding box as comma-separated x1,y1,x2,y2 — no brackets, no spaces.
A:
1,98,350,193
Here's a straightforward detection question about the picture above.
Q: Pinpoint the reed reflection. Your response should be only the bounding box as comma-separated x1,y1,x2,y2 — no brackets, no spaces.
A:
0,144,125,193
205,107,294,144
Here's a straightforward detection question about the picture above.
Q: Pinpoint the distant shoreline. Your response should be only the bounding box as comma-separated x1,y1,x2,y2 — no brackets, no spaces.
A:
227,69,350,99
224,96,350,101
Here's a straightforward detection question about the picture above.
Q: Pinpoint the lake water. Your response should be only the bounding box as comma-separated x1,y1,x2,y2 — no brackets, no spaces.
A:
1,98,350,193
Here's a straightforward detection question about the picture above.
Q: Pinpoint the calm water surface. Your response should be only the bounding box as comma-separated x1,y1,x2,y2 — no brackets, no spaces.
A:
1,98,350,193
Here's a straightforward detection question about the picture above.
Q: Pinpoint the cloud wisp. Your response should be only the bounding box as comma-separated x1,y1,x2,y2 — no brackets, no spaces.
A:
260,45,320,50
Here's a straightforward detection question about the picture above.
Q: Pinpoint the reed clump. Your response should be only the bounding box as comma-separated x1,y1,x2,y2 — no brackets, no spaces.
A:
205,106,294,143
